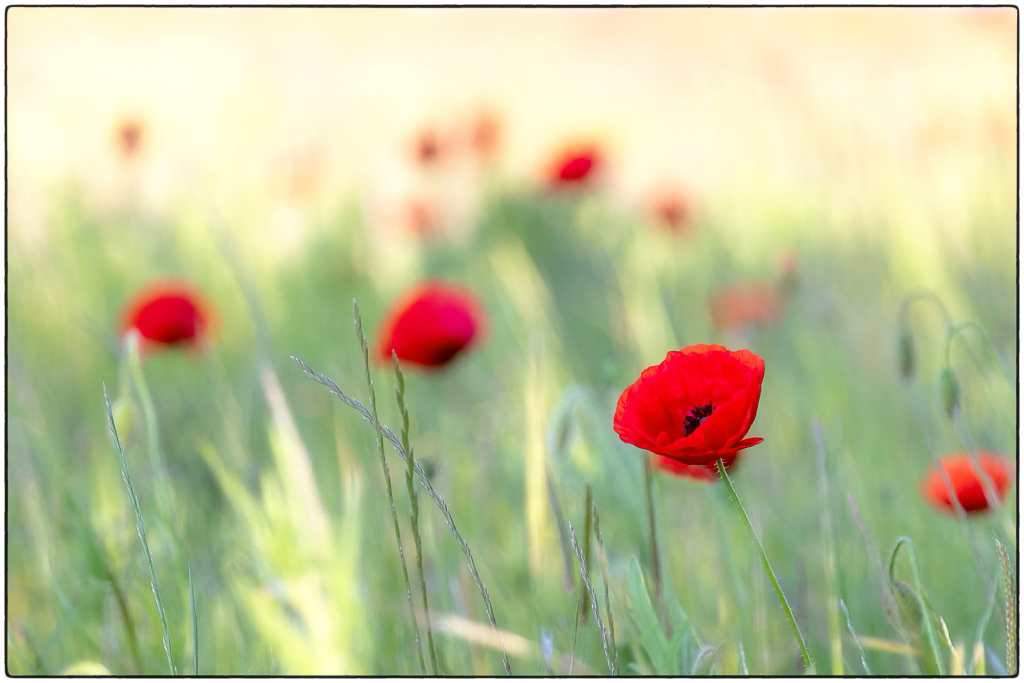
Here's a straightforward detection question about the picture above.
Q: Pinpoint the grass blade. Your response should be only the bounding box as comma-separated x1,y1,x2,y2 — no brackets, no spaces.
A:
839,598,872,675
291,354,511,673
590,498,617,671
188,559,198,675
568,521,615,674
813,420,843,674
102,384,176,675
579,485,593,625
545,468,575,593
353,301,425,674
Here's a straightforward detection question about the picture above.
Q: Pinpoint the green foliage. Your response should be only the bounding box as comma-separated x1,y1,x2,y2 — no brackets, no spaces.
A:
6,142,1016,674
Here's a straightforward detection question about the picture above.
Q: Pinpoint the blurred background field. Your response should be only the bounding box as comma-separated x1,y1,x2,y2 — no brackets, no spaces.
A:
6,6,1018,676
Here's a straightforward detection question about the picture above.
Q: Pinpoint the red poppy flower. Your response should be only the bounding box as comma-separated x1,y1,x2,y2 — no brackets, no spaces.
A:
547,144,603,188
121,282,212,350
656,449,741,482
922,453,1014,513
614,345,765,466
377,282,486,368
709,283,786,332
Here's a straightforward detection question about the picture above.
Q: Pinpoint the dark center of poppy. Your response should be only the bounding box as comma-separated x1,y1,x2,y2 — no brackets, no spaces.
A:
683,403,714,436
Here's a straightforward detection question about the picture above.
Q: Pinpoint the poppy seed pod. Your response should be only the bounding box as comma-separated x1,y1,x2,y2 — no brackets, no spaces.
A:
937,366,960,418
897,329,915,380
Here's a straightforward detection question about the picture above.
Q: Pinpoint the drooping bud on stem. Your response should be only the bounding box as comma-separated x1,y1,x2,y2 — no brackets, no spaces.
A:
937,366,961,419
891,579,925,636
897,329,915,380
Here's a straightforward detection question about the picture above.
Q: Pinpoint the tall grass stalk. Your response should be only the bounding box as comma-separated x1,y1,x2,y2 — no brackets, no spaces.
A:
545,468,575,592
589,498,617,672
353,301,425,674
291,353,511,674
715,458,812,672
102,384,176,675
995,539,1016,674
104,562,143,674
813,421,842,674
579,485,593,624
839,598,871,674
392,353,438,675
568,522,616,675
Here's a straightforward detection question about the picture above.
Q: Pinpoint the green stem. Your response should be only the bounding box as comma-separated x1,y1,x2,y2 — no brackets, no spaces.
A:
124,333,174,526
716,458,813,672
643,456,663,605
943,320,1013,387
897,289,953,331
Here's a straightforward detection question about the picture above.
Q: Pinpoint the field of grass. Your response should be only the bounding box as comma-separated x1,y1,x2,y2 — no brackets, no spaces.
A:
6,7,1018,676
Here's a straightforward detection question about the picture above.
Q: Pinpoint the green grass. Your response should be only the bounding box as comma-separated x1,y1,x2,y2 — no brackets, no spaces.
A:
7,129,1016,675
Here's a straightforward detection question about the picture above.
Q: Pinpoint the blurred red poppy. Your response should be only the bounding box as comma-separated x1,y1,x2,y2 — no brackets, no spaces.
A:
413,127,447,167
469,111,501,160
614,345,765,466
377,282,486,368
923,453,1014,513
649,191,693,234
114,117,145,158
548,145,603,188
709,283,786,332
656,449,741,482
402,197,441,237
121,282,212,350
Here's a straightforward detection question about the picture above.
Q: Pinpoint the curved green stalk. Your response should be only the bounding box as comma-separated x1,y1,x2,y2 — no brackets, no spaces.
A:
716,458,813,672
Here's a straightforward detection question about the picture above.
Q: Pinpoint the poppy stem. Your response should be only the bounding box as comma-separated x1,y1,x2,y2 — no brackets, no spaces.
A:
716,458,813,673
642,455,663,606
124,332,175,528
897,288,953,331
